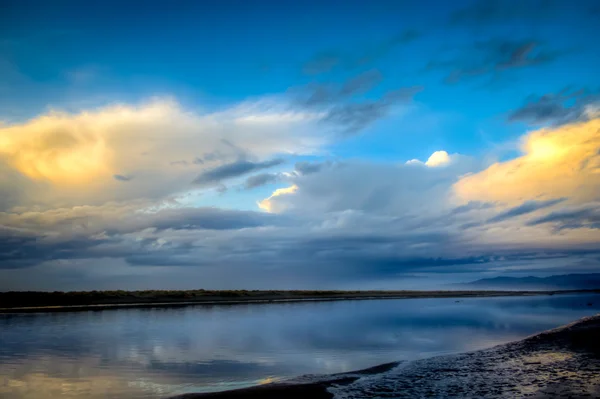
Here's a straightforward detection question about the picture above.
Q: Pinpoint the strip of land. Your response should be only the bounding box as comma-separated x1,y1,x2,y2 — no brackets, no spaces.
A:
1,289,598,313
171,313,600,399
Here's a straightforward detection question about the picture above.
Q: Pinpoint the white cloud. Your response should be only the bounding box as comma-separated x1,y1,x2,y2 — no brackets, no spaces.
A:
0,98,327,209
258,185,299,212
425,150,452,167
259,156,477,215
405,150,455,167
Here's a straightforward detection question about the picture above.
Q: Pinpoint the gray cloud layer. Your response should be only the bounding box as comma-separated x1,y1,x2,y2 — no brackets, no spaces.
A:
487,198,566,223
508,88,600,126
244,173,281,189
193,159,285,186
527,204,600,230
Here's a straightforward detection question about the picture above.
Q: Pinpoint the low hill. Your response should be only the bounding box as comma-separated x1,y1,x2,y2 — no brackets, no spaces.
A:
458,273,600,290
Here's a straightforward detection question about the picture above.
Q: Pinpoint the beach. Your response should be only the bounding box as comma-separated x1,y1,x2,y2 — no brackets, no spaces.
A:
172,313,600,398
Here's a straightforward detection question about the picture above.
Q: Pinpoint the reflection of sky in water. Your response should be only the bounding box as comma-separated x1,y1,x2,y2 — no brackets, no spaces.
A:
1,293,599,398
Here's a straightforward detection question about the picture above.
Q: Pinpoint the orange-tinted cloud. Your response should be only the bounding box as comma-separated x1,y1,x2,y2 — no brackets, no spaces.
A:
258,185,298,212
454,117,600,205
0,99,324,208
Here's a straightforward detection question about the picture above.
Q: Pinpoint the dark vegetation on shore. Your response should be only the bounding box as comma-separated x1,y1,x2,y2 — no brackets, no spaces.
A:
1,289,598,311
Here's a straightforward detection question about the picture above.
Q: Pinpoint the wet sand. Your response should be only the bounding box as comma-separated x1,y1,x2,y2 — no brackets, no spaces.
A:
171,313,600,398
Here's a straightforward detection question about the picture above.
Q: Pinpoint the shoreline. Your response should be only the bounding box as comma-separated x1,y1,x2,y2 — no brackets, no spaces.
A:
1,289,598,314
171,362,403,399
171,313,600,399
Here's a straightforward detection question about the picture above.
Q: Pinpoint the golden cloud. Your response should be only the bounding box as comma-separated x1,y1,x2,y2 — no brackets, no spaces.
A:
258,184,298,212
0,99,324,208
454,118,600,205
0,123,110,185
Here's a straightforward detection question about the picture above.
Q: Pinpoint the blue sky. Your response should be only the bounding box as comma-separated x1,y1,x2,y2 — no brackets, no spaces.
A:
1,0,599,290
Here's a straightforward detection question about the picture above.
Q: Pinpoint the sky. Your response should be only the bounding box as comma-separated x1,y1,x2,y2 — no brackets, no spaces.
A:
1,0,599,291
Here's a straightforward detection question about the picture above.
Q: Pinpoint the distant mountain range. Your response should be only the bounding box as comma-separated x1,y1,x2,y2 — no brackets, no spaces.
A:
457,273,600,291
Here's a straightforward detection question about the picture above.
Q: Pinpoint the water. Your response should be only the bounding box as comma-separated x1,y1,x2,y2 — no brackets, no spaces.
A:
1,293,599,398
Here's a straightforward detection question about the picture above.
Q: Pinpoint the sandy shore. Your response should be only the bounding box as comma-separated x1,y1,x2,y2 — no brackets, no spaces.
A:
2,289,596,313
171,313,600,399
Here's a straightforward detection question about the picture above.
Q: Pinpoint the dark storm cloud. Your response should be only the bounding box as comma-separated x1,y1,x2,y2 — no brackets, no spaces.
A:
0,207,286,269
150,208,279,231
0,230,113,270
527,205,600,230
124,251,202,267
244,173,280,189
302,30,419,75
487,198,566,223
0,227,41,269
508,87,600,125
344,250,600,279
346,256,496,277
113,174,132,181
193,159,284,186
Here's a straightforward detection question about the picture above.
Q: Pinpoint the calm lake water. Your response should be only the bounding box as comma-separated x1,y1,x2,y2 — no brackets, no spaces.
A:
1,293,600,398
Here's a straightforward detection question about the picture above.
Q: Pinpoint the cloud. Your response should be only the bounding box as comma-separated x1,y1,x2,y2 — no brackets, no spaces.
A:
260,154,478,215
244,173,281,189
193,158,284,186
258,185,298,212
406,150,456,167
339,69,384,97
2,103,600,288
294,161,330,175
298,70,385,107
302,30,419,75
323,87,422,135
0,90,418,210
508,88,600,126
0,98,330,209
487,198,566,223
429,39,561,84
454,117,600,205
450,201,496,215
1,143,599,286
527,204,600,230
0,203,288,270
425,151,452,167
113,174,132,181
289,70,420,136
